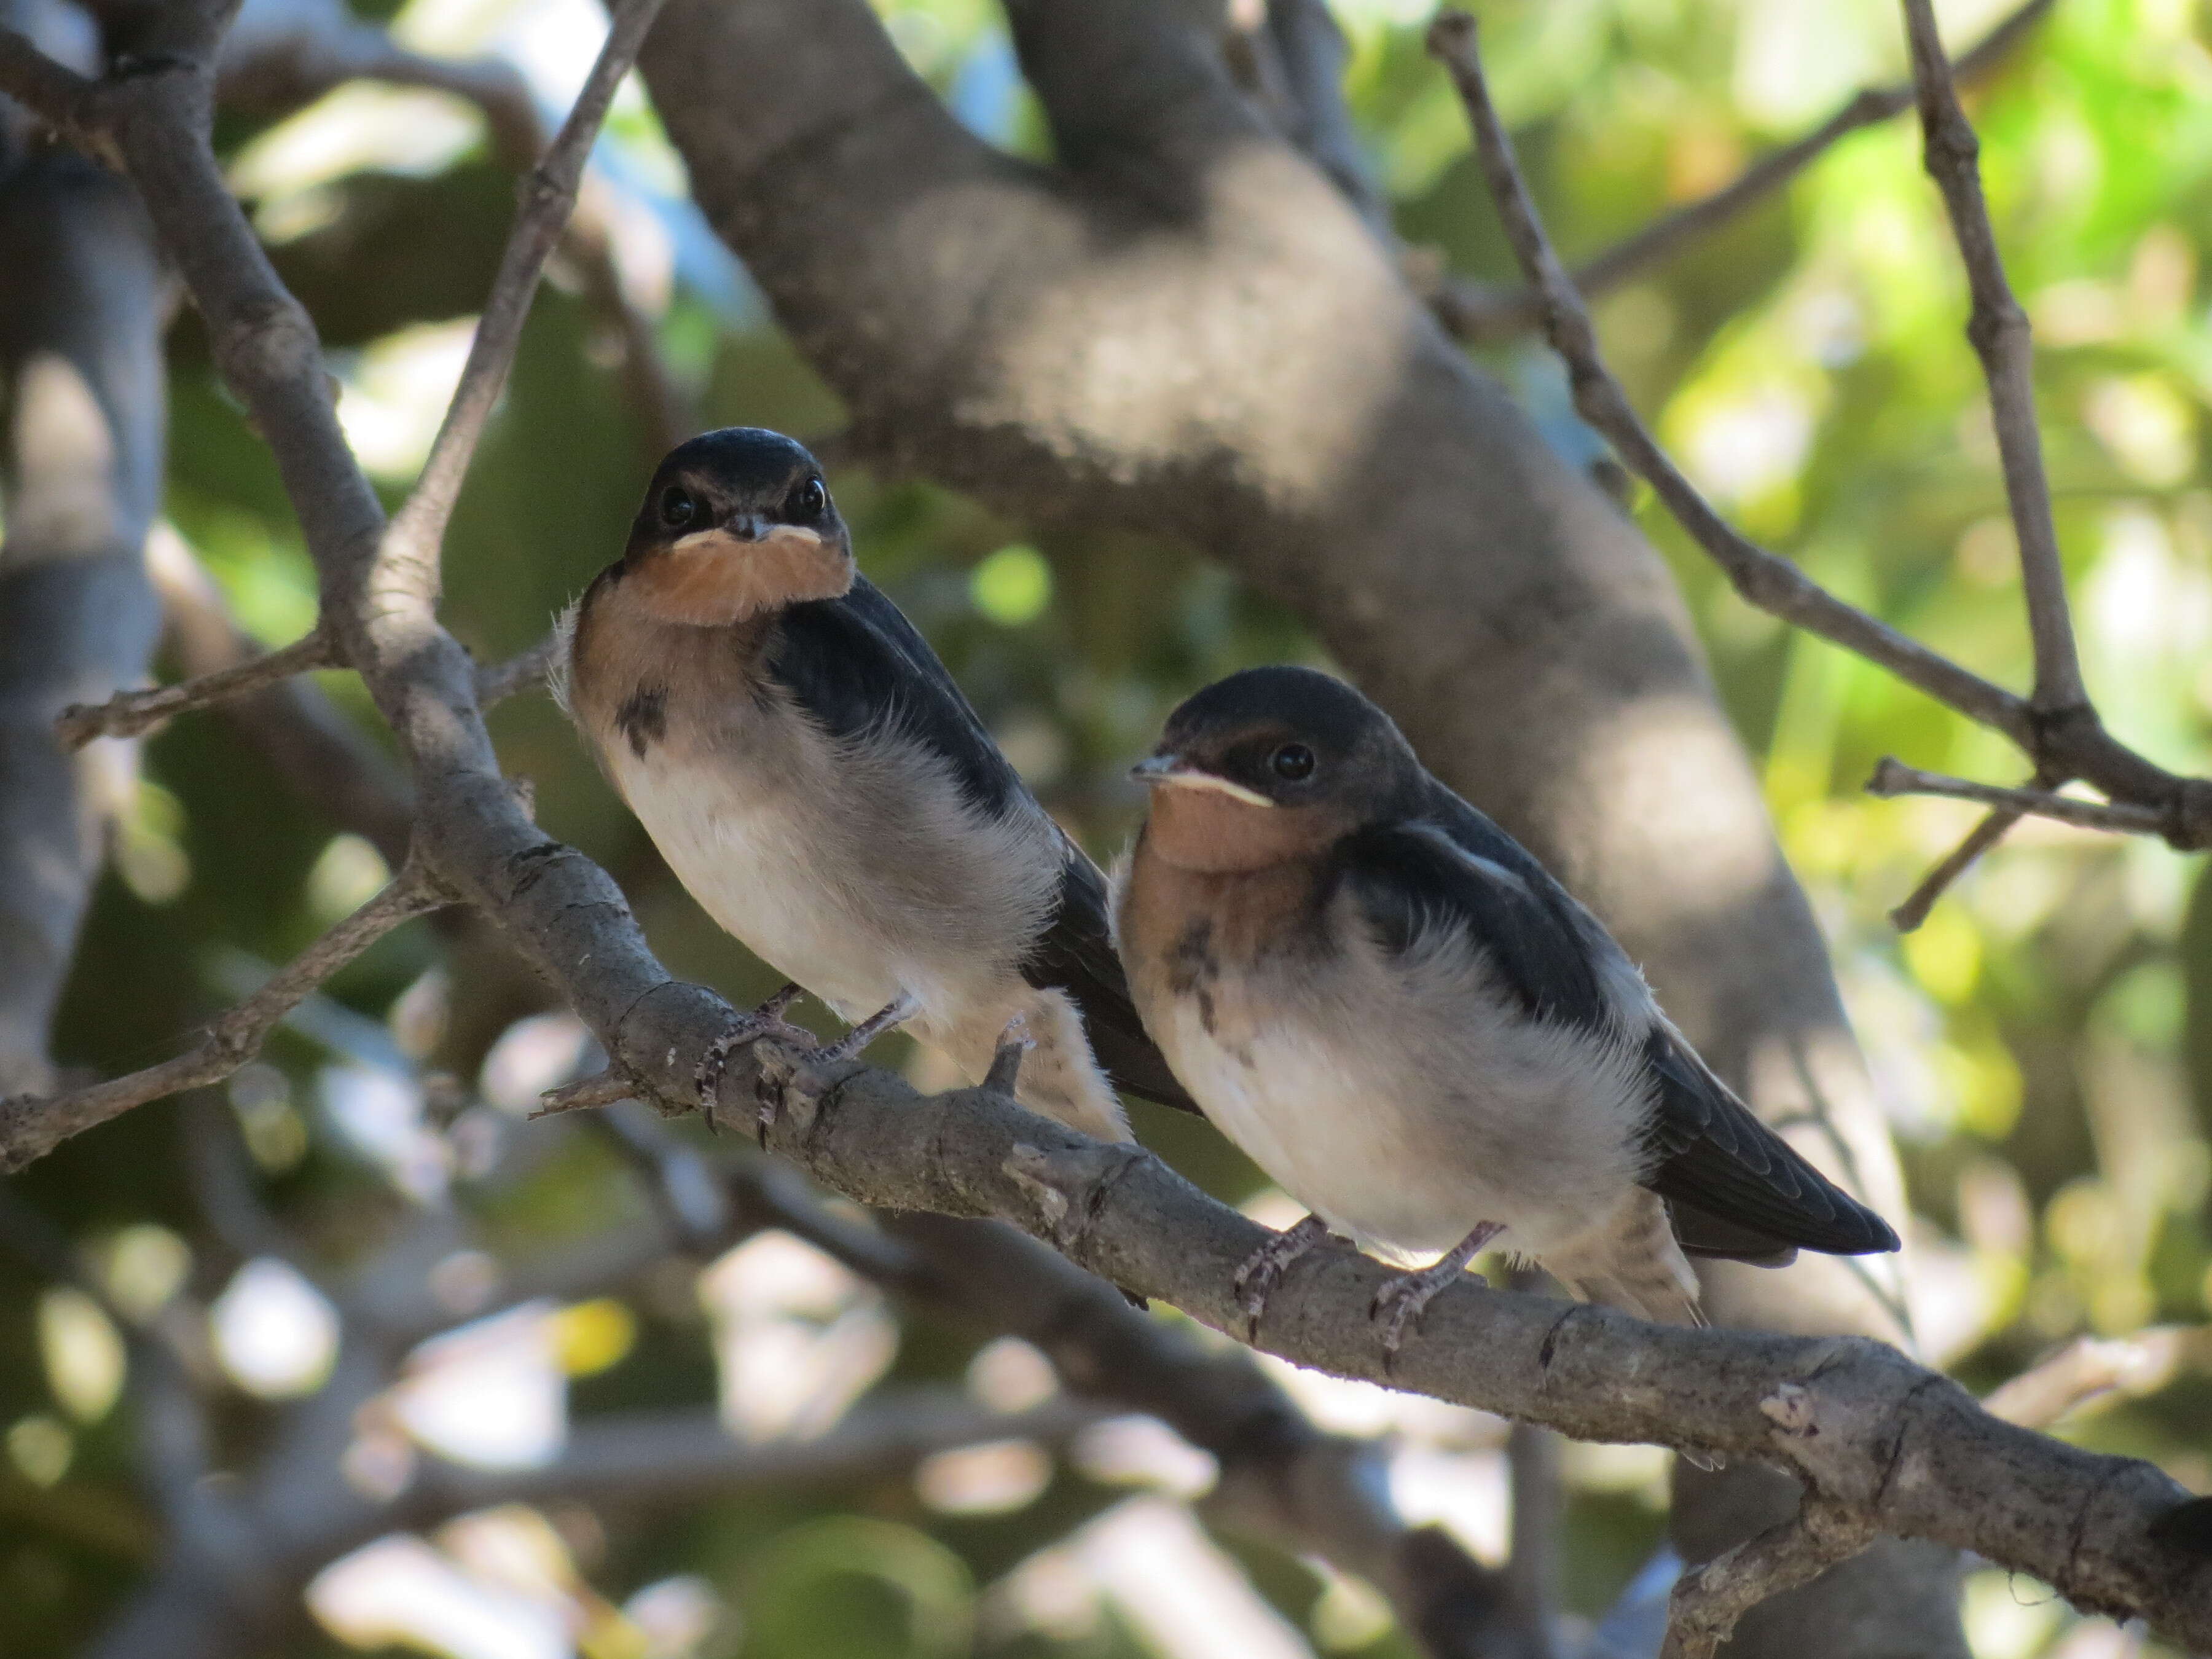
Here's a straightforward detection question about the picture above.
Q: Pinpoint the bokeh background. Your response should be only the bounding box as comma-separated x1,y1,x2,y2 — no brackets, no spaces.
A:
7,0,2211,1654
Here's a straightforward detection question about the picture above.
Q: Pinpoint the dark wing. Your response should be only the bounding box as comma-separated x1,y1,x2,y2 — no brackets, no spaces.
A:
1024,849,1203,1115
769,575,1027,818
1639,1026,1900,1257
1344,788,1899,1260
771,578,1199,1115
1335,798,1614,1033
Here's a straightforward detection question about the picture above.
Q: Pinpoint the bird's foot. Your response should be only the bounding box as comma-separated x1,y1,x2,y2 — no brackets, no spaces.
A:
694,986,817,1140
1233,1214,1334,1339
753,990,924,1145
983,1012,1034,1093
1370,1220,1503,1368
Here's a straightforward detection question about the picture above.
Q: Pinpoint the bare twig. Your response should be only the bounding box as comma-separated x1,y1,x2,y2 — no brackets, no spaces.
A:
1424,4,2212,911
1888,805,2025,932
216,0,692,459
0,861,445,1169
1901,0,2084,716
1866,758,2167,836
375,0,672,602
1661,1498,1876,1659
55,622,335,748
1426,12,2032,749
475,630,559,708
1985,1327,2212,1431
143,525,414,863
1430,0,2055,343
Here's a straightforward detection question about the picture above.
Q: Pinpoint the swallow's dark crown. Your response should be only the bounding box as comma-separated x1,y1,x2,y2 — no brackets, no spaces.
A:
653,426,820,498
1157,665,1421,812
1162,666,1399,756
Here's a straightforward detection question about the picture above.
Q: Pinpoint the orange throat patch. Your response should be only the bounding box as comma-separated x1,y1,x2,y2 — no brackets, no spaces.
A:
628,526,854,627
1142,782,1347,874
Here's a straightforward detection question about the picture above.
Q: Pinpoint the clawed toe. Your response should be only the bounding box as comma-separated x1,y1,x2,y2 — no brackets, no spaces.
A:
1367,1220,1503,1367
1233,1214,1332,1338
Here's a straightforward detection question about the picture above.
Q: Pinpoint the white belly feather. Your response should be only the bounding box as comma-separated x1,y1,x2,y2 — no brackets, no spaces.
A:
613,751,912,1018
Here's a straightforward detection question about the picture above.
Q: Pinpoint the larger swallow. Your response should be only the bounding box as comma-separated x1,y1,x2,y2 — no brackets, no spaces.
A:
1113,665,1898,1348
555,427,1197,1142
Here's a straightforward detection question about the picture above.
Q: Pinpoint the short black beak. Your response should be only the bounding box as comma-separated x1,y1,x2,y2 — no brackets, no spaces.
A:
1129,753,1188,785
726,512,769,543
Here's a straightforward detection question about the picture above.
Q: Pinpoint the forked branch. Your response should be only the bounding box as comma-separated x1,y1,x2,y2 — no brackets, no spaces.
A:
54,621,337,748
0,860,445,1171
1424,6,2212,931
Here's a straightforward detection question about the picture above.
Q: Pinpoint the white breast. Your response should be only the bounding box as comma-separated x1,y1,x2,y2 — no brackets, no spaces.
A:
611,750,898,1016
606,716,1062,1033
1159,1004,1480,1263
1150,924,1655,1265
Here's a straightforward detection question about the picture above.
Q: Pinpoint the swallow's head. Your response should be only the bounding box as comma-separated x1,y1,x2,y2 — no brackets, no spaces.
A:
1132,667,1418,868
617,428,854,626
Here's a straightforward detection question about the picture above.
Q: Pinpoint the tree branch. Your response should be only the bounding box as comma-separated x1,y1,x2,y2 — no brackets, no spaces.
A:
1901,0,2084,716
0,858,445,1169
9,0,2205,1645
1887,804,2024,932
141,525,415,864
1423,6,2212,893
53,621,335,748
1865,758,2168,837
1426,14,2031,746
1430,0,2055,343
1985,1327,2212,1431
1660,1498,1876,1659
546,1022,2212,1644
375,0,671,602
0,100,169,1094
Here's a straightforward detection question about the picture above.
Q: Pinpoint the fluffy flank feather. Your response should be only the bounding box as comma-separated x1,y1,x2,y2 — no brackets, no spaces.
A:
547,595,581,716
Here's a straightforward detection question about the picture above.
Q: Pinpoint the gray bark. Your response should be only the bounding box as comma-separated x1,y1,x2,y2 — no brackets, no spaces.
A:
633,1,1951,1649
0,44,166,1094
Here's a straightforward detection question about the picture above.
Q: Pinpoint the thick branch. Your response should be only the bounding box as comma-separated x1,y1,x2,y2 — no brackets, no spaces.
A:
0,116,168,1093
0,861,444,1169
1901,0,2083,715
533,1022,2212,1643
1866,758,2168,837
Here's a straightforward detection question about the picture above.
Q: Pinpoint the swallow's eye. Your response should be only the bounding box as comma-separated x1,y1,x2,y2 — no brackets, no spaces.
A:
1271,743,1316,782
658,485,699,529
793,477,828,518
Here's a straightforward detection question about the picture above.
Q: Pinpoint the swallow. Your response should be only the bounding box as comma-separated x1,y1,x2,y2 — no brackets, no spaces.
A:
1113,665,1899,1351
554,427,1198,1142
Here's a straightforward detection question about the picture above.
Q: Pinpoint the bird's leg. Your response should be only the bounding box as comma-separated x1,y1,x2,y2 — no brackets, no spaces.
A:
1233,1213,1335,1338
983,1012,1033,1093
1371,1220,1504,1364
815,990,923,1067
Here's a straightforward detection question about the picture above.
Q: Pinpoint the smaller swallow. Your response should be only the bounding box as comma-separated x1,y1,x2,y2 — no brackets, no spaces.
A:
1113,666,1899,1352
555,427,1198,1142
